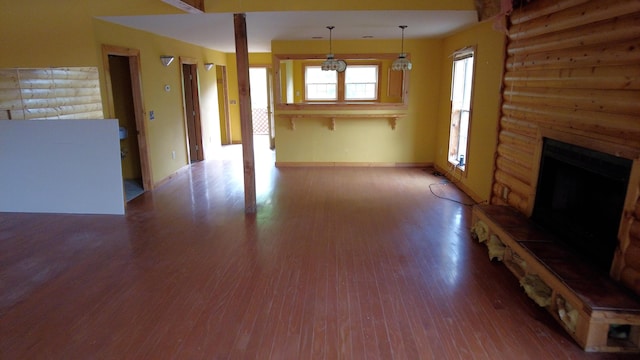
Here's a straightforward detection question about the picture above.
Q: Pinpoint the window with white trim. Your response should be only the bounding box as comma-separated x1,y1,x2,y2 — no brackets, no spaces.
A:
448,49,475,170
304,63,379,102
305,66,337,101
345,65,378,100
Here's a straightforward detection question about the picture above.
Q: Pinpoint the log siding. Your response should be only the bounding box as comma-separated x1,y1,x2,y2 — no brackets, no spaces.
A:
494,0,640,295
0,67,103,120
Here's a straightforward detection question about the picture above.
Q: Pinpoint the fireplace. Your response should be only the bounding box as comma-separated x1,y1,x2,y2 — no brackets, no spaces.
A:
532,138,632,273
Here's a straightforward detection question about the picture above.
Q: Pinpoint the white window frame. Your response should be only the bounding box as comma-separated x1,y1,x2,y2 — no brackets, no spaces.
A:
304,66,338,101
447,47,475,172
344,65,379,101
303,62,380,102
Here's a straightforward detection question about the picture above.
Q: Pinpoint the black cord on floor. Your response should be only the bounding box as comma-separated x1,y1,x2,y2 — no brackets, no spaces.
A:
428,182,476,206
428,167,488,207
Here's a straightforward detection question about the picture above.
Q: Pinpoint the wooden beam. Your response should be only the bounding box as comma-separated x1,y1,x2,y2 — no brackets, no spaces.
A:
161,0,204,13
233,13,256,214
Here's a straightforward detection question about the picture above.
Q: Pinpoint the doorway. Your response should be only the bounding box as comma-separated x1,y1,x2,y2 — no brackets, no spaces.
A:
181,59,204,163
249,67,274,155
216,65,232,145
102,45,153,202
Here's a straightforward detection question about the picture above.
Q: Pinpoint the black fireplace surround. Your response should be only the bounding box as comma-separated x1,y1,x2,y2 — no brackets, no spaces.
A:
532,138,632,273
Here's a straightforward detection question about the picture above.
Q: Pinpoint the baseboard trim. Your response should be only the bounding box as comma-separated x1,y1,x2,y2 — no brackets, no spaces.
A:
154,164,191,189
275,162,432,168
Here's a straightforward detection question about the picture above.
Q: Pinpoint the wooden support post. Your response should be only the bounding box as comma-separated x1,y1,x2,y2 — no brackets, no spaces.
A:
233,13,256,213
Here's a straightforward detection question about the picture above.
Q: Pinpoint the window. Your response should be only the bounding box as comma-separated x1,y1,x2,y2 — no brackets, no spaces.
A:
448,48,474,170
304,63,379,102
345,65,378,100
274,54,409,109
305,66,337,101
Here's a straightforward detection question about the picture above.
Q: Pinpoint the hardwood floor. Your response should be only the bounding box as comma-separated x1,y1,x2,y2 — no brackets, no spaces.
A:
0,140,633,359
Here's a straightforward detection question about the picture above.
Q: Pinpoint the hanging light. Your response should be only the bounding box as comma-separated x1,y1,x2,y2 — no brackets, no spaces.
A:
321,26,347,72
392,25,412,71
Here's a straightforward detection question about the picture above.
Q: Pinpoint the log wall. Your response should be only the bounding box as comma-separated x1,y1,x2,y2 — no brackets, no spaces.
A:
494,0,640,294
0,67,103,120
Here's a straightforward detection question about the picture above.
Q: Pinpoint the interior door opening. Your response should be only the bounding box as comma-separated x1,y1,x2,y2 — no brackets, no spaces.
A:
181,62,204,163
105,51,151,202
249,67,274,157
216,65,232,145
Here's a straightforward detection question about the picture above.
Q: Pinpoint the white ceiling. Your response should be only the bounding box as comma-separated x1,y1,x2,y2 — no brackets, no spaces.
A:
99,10,479,53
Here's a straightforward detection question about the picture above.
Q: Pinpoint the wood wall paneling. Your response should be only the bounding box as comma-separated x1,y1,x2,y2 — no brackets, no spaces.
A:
0,67,104,120
161,0,204,13
496,0,640,294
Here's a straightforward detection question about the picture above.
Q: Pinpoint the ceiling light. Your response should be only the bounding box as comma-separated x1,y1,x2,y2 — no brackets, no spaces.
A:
321,26,346,72
160,55,175,67
392,25,412,71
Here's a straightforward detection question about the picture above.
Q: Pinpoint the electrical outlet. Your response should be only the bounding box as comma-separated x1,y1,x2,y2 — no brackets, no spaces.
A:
171,150,176,160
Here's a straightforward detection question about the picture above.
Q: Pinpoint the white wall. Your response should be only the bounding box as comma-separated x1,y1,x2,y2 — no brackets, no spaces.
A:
0,119,125,215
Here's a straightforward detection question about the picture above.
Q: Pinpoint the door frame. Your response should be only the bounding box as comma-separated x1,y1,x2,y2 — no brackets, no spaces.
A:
101,44,154,191
217,65,232,145
249,65,275,149
180,57,204,162
266,67,275,150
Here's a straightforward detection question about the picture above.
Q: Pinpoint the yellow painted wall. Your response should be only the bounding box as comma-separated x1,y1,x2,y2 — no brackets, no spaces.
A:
0,0,97,67
89,0,180,16
93,19,226,184
0,0,181,68
0,0,227,186
216,65,230,145
225,55,241,143
0,0,488,185
271,38,442,164
435,20,506,201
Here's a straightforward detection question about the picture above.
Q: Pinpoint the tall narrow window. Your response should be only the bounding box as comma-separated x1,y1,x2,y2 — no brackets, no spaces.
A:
448,49,474,170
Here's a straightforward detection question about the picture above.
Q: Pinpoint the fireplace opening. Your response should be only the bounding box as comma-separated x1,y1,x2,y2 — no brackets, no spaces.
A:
532,138,632,273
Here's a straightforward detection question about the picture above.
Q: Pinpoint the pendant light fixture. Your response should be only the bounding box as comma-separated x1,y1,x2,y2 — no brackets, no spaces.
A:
392,25,412,71
321,26,347,72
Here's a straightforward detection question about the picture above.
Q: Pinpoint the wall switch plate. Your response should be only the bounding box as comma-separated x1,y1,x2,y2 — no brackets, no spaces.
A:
149,110,154,120
171,150,176,159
